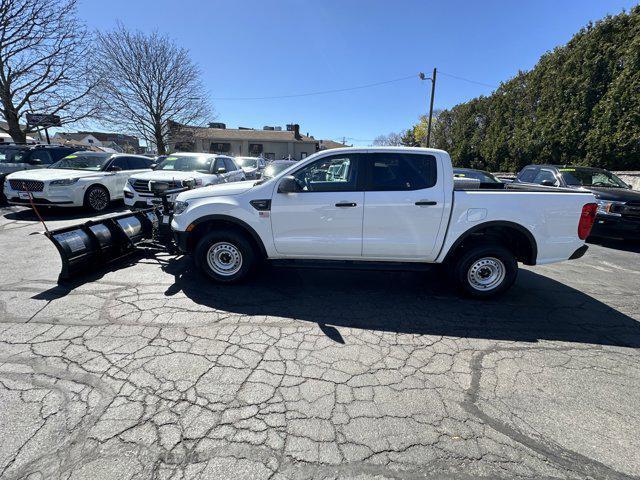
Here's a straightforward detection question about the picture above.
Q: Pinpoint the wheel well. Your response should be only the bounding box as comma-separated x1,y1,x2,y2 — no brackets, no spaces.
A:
187,218,267,258
85,183,109,194
445,222,537,265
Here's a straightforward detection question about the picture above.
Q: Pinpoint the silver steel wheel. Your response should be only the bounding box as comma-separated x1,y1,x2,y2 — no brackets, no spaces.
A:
467,257,506,291
88,187,109,211
206,242,243,277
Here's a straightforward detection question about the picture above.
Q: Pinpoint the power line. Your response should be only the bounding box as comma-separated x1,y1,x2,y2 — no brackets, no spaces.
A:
211,74,417,100
343,137,375,142
209,70,497,102
438,71,498,89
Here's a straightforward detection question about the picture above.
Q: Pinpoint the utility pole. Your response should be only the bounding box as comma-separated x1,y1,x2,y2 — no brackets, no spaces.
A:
419,68,437,147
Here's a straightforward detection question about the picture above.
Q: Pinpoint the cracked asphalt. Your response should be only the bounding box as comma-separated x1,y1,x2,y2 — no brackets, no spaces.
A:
0,204,639,480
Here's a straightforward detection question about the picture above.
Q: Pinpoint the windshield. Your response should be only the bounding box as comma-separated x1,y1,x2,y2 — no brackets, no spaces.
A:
50,153,111,171
0,148,27,163
235,158,259,168
454,169,500,183
559,167,628,188
156,155,214,173
263,162,294,179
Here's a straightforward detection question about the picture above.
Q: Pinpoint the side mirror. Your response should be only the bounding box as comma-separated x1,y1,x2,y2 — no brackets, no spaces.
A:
278,175,300,193
150,163,157,170
216,167,227,174
540,180,555,187
29,158,42,165
109,165,122,172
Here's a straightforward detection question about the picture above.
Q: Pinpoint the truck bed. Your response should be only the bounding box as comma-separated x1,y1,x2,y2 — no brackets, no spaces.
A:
437,187,596,265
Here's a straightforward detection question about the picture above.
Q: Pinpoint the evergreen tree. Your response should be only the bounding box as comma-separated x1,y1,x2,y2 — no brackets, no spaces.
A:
406,6,640,171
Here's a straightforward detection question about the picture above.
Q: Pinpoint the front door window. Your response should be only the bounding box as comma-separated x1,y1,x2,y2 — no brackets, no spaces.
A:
291,155,360,192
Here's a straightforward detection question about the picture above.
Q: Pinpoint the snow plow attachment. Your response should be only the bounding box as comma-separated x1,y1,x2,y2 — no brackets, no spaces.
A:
45,209,158,282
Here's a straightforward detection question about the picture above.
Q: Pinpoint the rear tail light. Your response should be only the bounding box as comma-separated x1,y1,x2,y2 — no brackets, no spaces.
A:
578,203,597,240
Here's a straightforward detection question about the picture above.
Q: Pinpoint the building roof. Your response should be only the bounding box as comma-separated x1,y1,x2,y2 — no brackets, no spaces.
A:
56,131,140,145
55,132,95,141
318,139,350,150
186,126,316,143
78,131,139,144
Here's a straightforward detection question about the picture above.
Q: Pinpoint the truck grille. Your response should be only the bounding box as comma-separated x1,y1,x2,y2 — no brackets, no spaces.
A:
9,179,44,192
620,202,640,220
131,179,181,194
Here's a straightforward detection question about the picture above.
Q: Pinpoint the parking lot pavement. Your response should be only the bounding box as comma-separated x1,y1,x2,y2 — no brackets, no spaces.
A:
0,205,639,480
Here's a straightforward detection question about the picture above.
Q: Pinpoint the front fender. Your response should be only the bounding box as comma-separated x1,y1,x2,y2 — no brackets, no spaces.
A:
171,197,275,256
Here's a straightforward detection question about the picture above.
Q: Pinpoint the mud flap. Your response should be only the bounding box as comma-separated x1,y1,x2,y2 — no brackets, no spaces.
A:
45,209,158,282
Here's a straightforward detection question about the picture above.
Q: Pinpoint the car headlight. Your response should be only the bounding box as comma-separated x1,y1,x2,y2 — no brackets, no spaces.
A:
50,178,80,186
173,201,188,215
596,199,623,216
128,178,137,185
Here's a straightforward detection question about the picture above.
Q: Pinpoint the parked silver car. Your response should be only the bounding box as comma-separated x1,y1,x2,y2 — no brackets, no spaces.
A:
234,156,266,179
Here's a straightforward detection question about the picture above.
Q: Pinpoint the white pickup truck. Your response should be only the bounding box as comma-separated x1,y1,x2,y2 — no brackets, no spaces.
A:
170,147,597,297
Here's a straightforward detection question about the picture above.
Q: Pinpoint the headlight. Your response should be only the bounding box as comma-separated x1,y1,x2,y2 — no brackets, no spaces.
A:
128,178,136,185
173,201,188,215
50,178,80,186
596,199,623,216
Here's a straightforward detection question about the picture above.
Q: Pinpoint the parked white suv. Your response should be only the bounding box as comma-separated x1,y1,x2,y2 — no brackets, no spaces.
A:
4,152,154,212
169,147,598,297
124,152,245,209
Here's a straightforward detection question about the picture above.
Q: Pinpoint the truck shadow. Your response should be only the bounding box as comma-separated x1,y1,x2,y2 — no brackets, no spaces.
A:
164,260,640,348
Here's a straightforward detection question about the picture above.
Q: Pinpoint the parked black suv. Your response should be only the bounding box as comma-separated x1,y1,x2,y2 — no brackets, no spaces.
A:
515,164,640,240
0,144,86,202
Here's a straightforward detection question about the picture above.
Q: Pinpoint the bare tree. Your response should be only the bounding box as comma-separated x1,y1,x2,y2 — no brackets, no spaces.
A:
372,131,404,146
0,0,101,142
95,26,211,154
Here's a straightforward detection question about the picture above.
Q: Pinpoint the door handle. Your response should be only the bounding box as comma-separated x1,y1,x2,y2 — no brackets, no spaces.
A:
335,202,357,207
415,201,437,206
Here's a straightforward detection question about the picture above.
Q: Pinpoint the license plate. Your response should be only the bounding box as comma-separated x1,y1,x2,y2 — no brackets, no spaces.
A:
18,192,30,200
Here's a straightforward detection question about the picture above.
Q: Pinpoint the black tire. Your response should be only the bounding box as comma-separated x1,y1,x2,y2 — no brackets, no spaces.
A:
84,185,110,212
452,244,518,298
194,229,256,283
0,175,6,205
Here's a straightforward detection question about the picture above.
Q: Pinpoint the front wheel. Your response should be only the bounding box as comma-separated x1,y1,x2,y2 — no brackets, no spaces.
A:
452,244,518,298
194,230,256,283
84,185,110,212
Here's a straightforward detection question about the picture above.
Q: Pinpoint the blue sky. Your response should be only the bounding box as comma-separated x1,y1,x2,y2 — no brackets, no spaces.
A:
79,0,637,145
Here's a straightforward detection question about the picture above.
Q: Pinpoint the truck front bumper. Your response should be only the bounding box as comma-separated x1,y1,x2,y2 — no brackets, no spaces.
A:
173,230,191,254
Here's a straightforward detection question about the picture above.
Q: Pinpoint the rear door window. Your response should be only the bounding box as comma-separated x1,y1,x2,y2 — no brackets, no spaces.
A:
128,157,152,169
28,150,54,165
364,153,437,191
109,157,130,170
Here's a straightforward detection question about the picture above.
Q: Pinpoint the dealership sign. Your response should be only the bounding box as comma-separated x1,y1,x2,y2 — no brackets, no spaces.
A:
26,113,61,128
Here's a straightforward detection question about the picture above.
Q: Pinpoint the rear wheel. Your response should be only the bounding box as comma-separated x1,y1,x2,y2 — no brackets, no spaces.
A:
194,229,256,283
452,244,518,298
84,185,110,212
